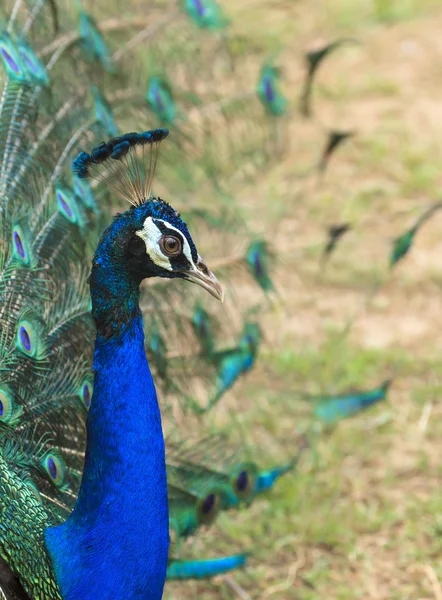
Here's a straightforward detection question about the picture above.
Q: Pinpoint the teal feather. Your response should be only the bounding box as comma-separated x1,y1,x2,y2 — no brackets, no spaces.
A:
73,177,98,212
192,304,215,356
166,436,304,515
146,77,178,125
78,10,114,72
0,31,27,81
254,440,307,494
91,86,118,137
390,202,442,267
16,37,49,85
257,64,287,116
190,322,261,413
184,0,229,30
315,379,392,423
167,554,247,579
246,240,274,292
168,485,222,541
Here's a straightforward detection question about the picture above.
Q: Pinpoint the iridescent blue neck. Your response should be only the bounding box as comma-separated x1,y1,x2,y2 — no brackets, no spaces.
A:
88,218,143,339
45,255,169,599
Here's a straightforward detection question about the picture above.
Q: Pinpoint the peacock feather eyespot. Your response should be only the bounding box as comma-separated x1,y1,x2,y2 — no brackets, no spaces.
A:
201,493,215,514
197,492,220,525
15,315,46,360
56,188,74,221
252,252,263,277
56,185,83,225
192,0,207,16
247,242,264,277
262,73,275,103
185,0,228,29
146,78,176,124
147,79,164,109
16,321,36,357
43,453,66,488
0,33,28,80
231,464,258,500
0,386,22,425
236,471,248,492
193,306,209,338
12,225,30,265
1,46,19,73
257,65,287,116
240,323,261,353
17,40,48,84
48,457,57,478
80,379,93,410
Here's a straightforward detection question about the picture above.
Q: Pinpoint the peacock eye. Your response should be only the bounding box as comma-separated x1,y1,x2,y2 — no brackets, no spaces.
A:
159,235,182,257
236,471,249,492
197,492,220,526
231,465,257,501
43,453,66,488
201,493,216,515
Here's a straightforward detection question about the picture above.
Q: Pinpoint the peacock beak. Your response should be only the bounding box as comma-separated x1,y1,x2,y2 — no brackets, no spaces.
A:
183,255,224,302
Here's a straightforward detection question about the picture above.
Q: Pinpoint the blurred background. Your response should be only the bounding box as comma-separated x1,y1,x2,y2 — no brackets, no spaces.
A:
157,1,442,598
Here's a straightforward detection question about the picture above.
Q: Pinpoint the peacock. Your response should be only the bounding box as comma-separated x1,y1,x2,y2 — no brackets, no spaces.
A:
0,0,313,598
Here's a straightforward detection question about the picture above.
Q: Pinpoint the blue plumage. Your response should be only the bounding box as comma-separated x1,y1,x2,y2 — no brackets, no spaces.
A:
72,129,169,180
46,315,169,600
255,464,295,493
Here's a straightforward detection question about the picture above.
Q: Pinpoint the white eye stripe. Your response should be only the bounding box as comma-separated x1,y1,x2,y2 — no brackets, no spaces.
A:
136,217,195,271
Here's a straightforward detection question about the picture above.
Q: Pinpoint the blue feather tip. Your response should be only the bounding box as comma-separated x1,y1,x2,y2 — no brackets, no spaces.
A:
315,378,393,423
72,129,170,206
167,554,247,580
72,129,169,178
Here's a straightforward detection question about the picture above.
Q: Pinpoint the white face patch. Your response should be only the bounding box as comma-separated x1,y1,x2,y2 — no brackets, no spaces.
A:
135,216,196,271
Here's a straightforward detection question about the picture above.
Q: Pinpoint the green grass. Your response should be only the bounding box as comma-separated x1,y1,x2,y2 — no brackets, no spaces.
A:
168,319,442,597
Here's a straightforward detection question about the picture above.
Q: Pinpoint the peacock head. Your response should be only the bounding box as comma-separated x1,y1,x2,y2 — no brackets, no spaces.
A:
73,129,223,302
